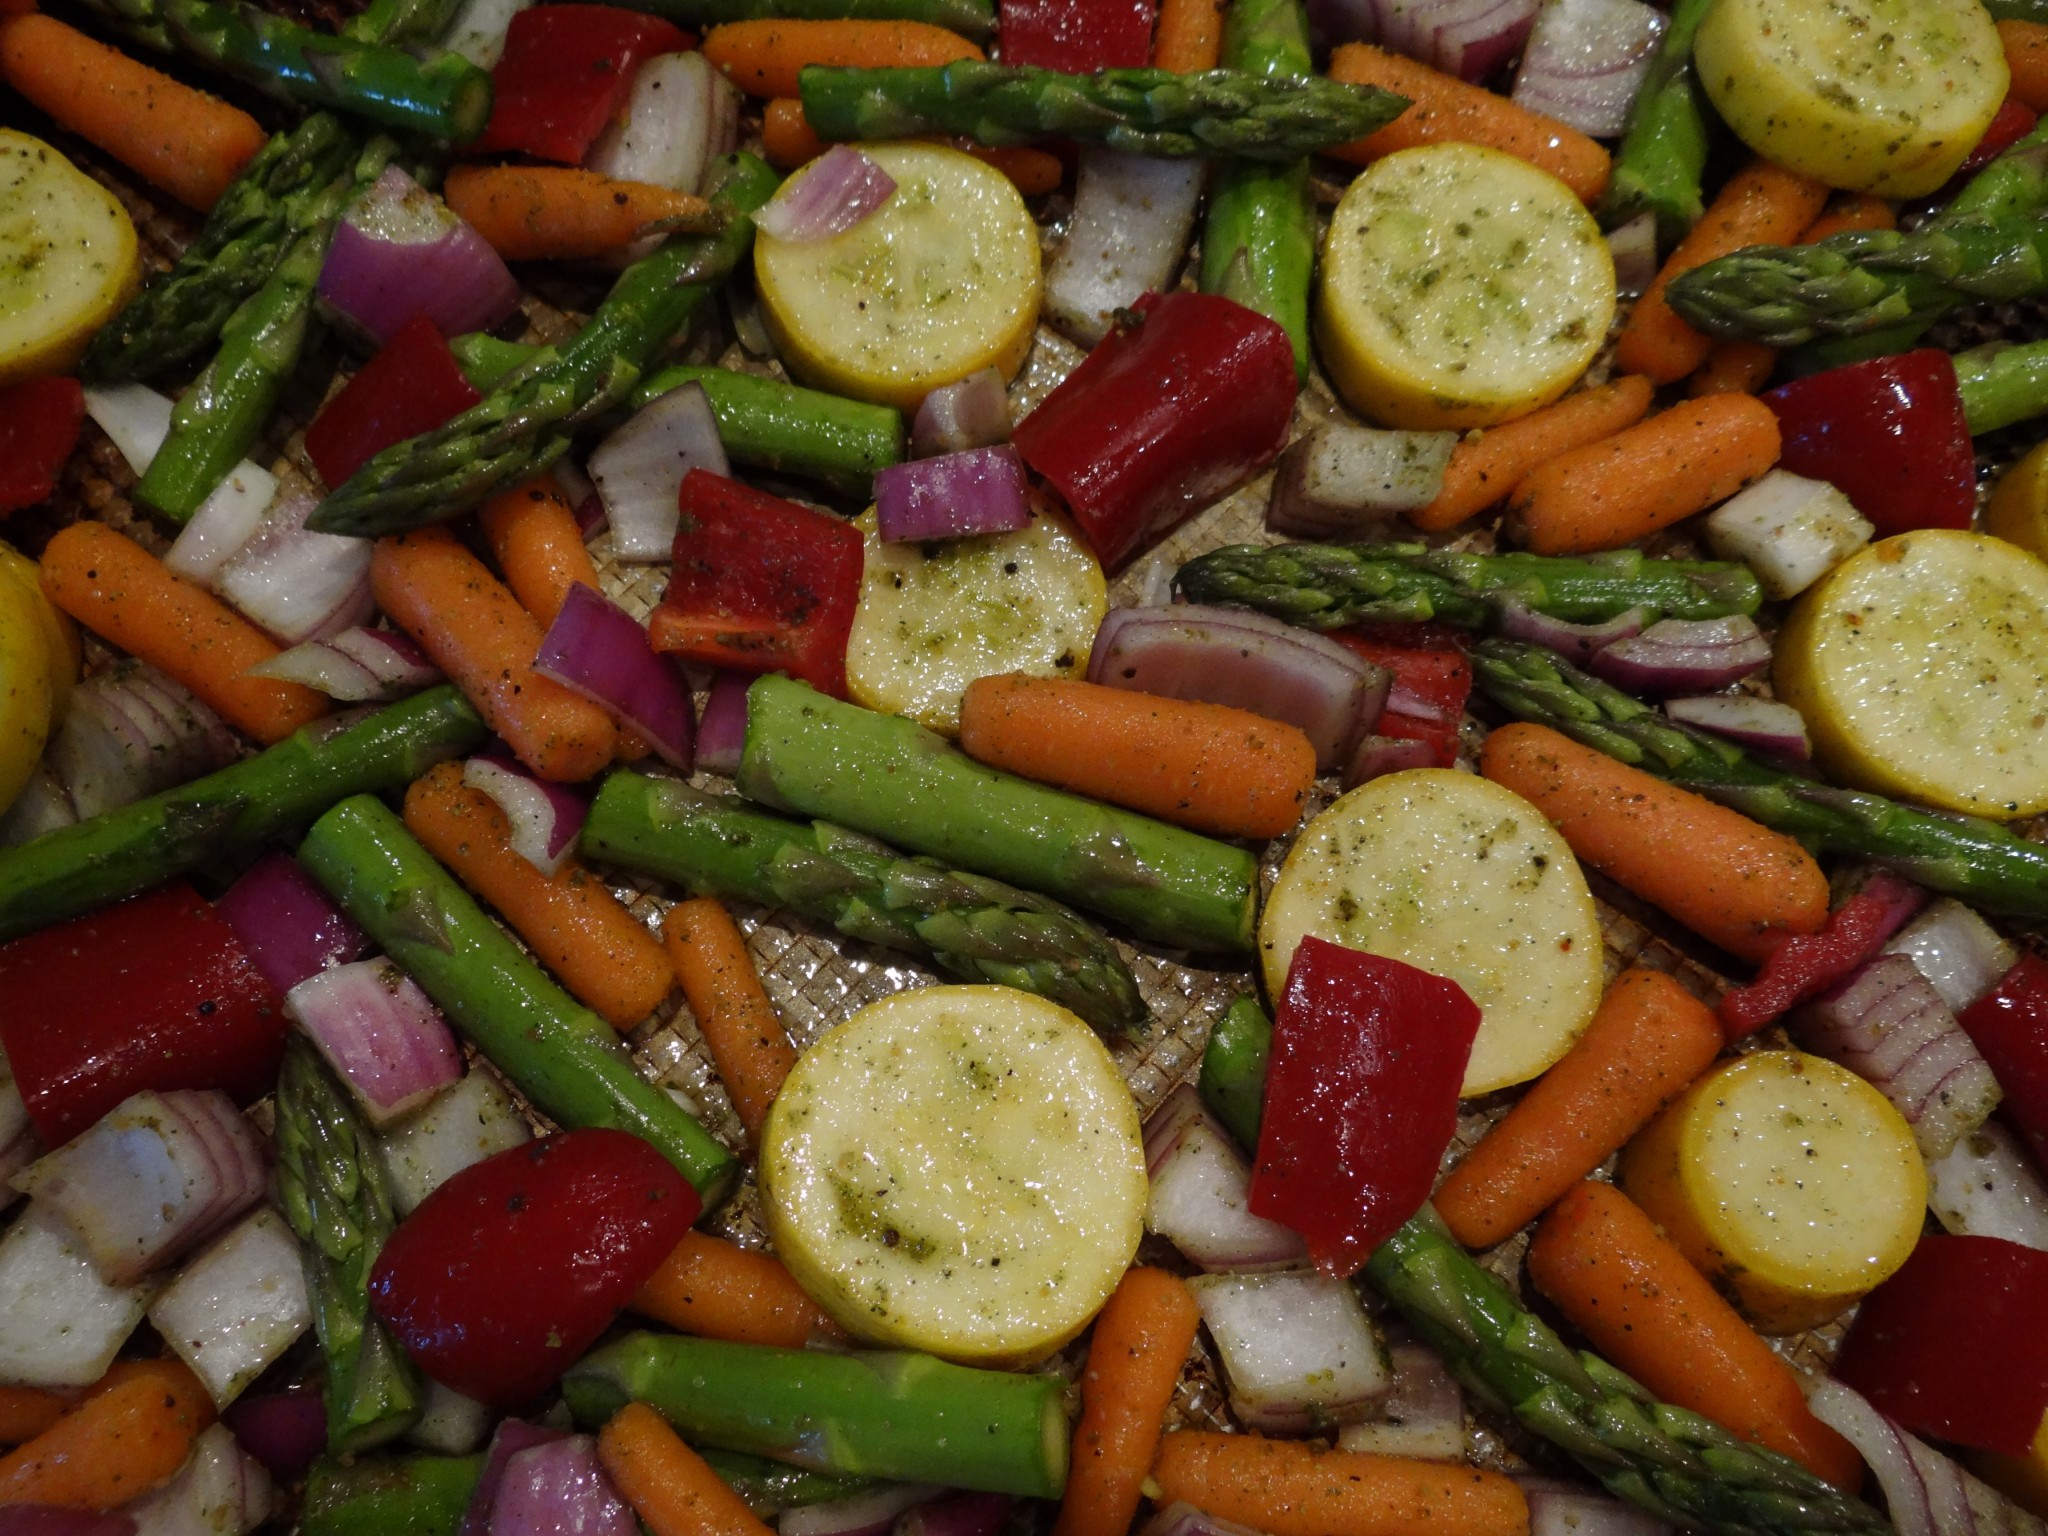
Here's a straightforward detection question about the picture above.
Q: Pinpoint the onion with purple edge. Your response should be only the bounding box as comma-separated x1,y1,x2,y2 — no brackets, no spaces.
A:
778,1484,941,1536
1512,1479,1674,1536
320,166,520,347
1606,212,1660,297
1586,614,1771,695
535,583,695,769
1884,898,2017,1015
899,1494,1012,1536
1492,596,1647,664
1664,694,1811,762
589,383,730,564
252,626,445,702
695,670,750,777
1187,1270,1390,1433
285,958,463,1127
912,368,1011,459
1344,734,1440,788
1511,0,1666,139
1339,1341,1464,1460
463,753,590,875
487,1436,636,1536
1138,1503,1268,1536
1044,150,1204,349
754,146,898,243
1143,1085,1306,1272
1806,1378,2045,1536
215,486,375,646
461,1421,570,1536
874,446,1033,543
1308,0,1538,79
216,849,372,995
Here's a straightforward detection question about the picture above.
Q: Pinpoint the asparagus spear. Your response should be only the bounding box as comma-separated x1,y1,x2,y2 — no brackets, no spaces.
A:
562,1333,1070,1499
301,1452,485,1536
696,1451,877,1516
310,153,781,537
798,61,1409,161
1471,638,2048,919
633,365,904,499
0,685,487,943
737,675,1258,953
275,1036,424,1454
582,771,1148,1036
1174,542,1763,629
342,0,466,45
1983,0,2048,19
613,0,995,35
1198,993,1271,1152
1599,0,1715,244
1956,335,2048,434
297,794,739,1198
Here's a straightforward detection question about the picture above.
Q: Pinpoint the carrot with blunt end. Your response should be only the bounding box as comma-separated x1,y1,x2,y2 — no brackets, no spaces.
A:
600,1401,777,1536
1506,394,1781,555
404,761,670,1028
39,522,327,745
1151,1432,1529,1536
761,98,1062,191
0,1358,214,1510
701,18,982,98
1433,968,1724,1249
1526,1181,1863,1488
478,477,602,629
2002,19,2048,112
372,526,615,782
444,165,713,262
1412,375,1654,532
1324,44,1610,203
1054,1267,1201,1536
969,142,1063,195
1153,0,1225,72
0,1387,66,1447
661,897,797,1142
957,674,1315,840
632,1229,845,1349
1480,721,1827,962
0,14,264,211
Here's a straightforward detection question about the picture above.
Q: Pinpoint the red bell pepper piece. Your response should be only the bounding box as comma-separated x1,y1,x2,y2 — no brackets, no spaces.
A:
1717,870,1927,1039
0,376,85,515
1958,97,2040,180
304,316,481,488
1330,631,1473,768
1013,291,1295,570
472,5,692,164
1833,1234,2048,1455
0,883,285,1145
998,0,1155,70
370,1128,700,1407
648,469,863,696
1960,952,2048,1172
1248,935,1481,1277
1761,350,1975,537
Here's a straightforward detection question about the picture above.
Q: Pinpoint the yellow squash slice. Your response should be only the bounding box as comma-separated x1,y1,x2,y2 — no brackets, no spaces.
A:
0,131,139,384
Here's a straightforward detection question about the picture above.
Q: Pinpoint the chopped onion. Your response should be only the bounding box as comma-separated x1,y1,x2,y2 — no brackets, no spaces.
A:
1308,0,1538,80
147,1208,311,1409
535,583,696,768
1927,1119,2048,1251
898,1494,1011,1536
1511,0,1665,138
874,446,1032,543
695,671,751,777
1266,424,1458,538
409,1379,493,1456
778,1484,940,1536
441,0,528,68
1807,1379,2046,1536
1885,899,2018,1014
1513,1479,1673,1536
1044,152,1203,348
83,382,175,474
755,146,898,243
461,1422,570,1536
1605,212,1660,296
1703,470,1874,601
1138,1502,1268,1536
1143,1086,1307,1272
252,626,444,702
123,1422,272,1536
221,1392,327,1484
0,764,79,847
376,1070,532,1217
1586,614,1770,695
1339,1341,1464,1460
48,661,239,823
1187,1271,1390,1432
1087,604,1391,773
464,753,590,875
0,1204,149,1386
587,52,739,198
216,849,372,995
215,486,375,646
319,166,519,346
488,1436,636,1536
0,1067,33,1212
83,385,277,582
589,383,730,563
911,368,1011,458
1491,596,1647,664
286,958,463,1128
1664,694,1812,761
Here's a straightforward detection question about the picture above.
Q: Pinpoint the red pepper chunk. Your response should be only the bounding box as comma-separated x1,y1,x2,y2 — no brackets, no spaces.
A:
1013,291,1295,571
472,6,692,164
1960,953,2048,1173
304,316,481,488
1248,935,1481,1277
0,376,85,515
998,0,1155,70
0,882,285,1145
1717,870,1926,1039
1958,97,2040,180
1330,631,1473,768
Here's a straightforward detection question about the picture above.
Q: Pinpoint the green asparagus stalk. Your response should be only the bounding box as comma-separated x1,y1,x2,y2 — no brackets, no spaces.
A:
310,153,780,537
297,794,739,1198
1983,0,2048,20
342,0,466,45
1198,993,1271,1153
1174,541,1763,629
798,61,1408,162
448,331,536,391
274,1037,424,1454
1599,0,1715,244
562,1333,1070,1499
1470,638,2048,918
634,365,904,499
582,771,1147,1036
696,1451,877,1516
301,1452,485,1536
737,675,1258,953
1955,335,2048,434
0,685,487,943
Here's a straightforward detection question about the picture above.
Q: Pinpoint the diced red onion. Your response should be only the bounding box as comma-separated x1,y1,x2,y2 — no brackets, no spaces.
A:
1187,1271,1390,1433
215,486,375,646
898,1494,1011,1536
912,368,1011,458
376,1071,532,1218
1512,1480,1673,1536
124,1423,272,1536
147,1208,311,1409
1307,0,1537,80
1491,596,1647,664
1605,213,1660,297
0,1509,138,1536
695,671,750,777
874,446,1032,543
1885,899,2018,1014
587,52,740,199
319,166,519,346
1585,615,1770,695
488,1436,636,1536
1927,1119,2048,1251
1807,1379,2047,1536
1266,425,1458,539
553,457,598,526
1339,1342,1464,1460
534,583,695,769
222,1391,328,1484
441,0,528,69
164,462,280,585
253,626,444,702
332,627,442,688
1143,1086,1307,1272
754,146,898,243
461,1422,570,1536
463,753,590,875
1703,470,1874,602
1045,151,1204,348
216,849,372,994
286,958,463,1128
1511,0,1666,139
778,1485,941,1536
588,383,730,563
47,661,239,823
1664,694,1811,762
1720,869,1926,1036
410,1378,493,1456
0,1204,150,1387
82,382,174,476
1137,1502,1268,1536
1087,604,1391,774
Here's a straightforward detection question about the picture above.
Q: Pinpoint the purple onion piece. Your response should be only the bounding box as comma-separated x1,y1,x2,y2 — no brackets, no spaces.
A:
326,626,444,690
695,670,751,777
1606,212,1660,297
319,166,520,345
1344,734,1440,789
488,1436,636,1536
215,849,372,994
1510,0,1666,137
284,958,463,1127
754,146,898,242
1586,615,1771,696
222,1392,328,1484
874,445,1032,543
535,584,695,770
1491,596,1648,663
460,1421,572,1536
1514,1480,1673,1536
1143,1086,1307,1272
777,1484,941,1536
1138,1502,1270,1536
1663,694,1811,762
899,1494,1013,1536
215,486,375,647
463,753,591,875
911,367,1011,458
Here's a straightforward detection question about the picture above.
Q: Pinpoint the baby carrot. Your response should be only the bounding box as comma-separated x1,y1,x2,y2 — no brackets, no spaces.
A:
1798,193,1896,245
2002,19,2048,112
957,673,1315,840
701,18,982,98
0,14,264,210
1480,722,1828,962
1325,44,1610,203
1053,1267,1201,1536
0,1386,66,1447
478,477,601,629
967,142,1064,195
661,897,797,1143
371,526,615,782
444,166,713,262
1151,1432,1529,1536
1506,394,1781,555
1411,375,1654,532
39,522,327,745
599,1401,775,1536
0,1358,214,1510
631,1229,845,1349
760,99,1061,192
1526,1181,1862,1488
1153,0,1225,72
1433,968,1724,1249
404,761,670,1028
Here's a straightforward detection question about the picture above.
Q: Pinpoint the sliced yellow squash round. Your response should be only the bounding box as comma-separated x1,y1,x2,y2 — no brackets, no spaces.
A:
1986,439,2048,563
0,541,76,720
0,131,139,384
0,549,60,817
755,143,1042,412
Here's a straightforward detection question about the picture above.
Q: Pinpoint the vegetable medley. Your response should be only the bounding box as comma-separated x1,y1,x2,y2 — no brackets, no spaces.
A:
9,0,2048,1529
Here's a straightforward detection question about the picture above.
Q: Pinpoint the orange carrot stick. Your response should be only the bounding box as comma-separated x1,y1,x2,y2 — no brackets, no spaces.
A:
0,1358,214,1510
957,673,1315,840
1411,375,1654,532
1616,159,1831,384
1325,44,1610,203
660,898,797,1143
1433,968,1724,1249
1153,0,1225,72
1053,1267,1201,1536
1526,1181,1863,1488
39,522,327,745
477,477,602,629
1151,1432,1530,1536
2002,19,2048,112
1506,394,1781,555
599,1402,777,1536
0,1386,67,1447
967,142,1063,195
632,1229,845,1349
1798,193,1896,245
0,14,264,210
371,526,615,782
444,165,713,262
761,99,1061,192
1480,721,1828,962
701,18,982,97
404,761,670,1028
